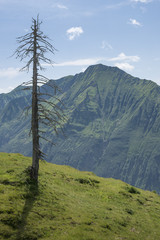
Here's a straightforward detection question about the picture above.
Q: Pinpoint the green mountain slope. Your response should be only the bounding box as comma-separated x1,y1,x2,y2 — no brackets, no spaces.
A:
0,152,160,240
0,86,31,156
1,64,160,192
49,64,160,193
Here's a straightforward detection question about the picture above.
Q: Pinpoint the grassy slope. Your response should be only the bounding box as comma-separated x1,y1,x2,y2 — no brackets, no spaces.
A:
0,153,160,240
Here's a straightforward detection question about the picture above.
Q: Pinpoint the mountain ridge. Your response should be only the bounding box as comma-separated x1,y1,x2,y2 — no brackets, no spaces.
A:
1,64,160,192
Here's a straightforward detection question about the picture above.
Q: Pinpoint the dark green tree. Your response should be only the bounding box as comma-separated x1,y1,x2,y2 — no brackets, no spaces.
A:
14,16,65,182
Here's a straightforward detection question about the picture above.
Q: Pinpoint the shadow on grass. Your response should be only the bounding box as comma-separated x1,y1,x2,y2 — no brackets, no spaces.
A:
16,178,39,240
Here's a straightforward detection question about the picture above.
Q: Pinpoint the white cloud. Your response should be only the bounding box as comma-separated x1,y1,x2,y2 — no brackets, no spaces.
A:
55,58,103,67
0,86,14,94
109,53,140,62
115,62,135,71
131,0,152,3
101,41,113,50
129,18,142,26
66,27,83,40
56,4,68,9
0,67,20,79
51,3,68,9
108,52,140,72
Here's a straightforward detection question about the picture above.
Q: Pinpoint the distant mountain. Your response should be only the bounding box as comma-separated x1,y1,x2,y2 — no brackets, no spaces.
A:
1,64,160,192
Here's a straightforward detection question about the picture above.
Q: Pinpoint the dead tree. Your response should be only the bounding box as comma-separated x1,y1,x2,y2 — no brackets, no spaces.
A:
14,16,65,182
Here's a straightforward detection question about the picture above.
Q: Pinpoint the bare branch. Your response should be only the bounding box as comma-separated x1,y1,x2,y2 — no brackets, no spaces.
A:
13,15,66,182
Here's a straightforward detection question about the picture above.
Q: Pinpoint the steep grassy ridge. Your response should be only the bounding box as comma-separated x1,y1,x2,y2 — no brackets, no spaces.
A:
0,153,160,240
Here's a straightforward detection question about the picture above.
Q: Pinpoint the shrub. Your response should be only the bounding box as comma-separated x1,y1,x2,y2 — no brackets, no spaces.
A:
128,186,140,194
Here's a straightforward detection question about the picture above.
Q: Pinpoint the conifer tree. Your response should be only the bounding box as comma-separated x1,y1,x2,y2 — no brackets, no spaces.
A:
14,15,65,182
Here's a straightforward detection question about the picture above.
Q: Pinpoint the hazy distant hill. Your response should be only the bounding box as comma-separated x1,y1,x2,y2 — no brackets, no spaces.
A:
1,64,160,192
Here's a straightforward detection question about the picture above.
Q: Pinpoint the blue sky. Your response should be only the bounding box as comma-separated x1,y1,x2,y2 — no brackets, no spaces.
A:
0,0,160,93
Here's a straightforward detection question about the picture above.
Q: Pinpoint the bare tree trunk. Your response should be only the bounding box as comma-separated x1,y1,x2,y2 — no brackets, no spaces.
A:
14,16,65,182
31,19,39,181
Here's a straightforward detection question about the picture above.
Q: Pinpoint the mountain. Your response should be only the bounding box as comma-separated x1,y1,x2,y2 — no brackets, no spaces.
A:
1,152,160,240
1,64,160,192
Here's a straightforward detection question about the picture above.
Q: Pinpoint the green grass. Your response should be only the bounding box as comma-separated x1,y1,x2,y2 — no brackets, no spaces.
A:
0,152,160,240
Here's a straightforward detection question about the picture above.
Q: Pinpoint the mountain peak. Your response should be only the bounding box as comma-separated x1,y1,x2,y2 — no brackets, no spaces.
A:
85,64,111,73
84,63,125,76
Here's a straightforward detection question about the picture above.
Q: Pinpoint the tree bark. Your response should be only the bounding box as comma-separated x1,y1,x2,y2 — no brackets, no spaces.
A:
31,19,39,181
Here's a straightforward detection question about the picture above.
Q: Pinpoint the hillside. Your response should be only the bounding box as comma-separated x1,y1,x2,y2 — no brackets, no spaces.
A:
1,64,160,192
0,152,160,240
